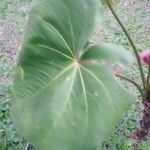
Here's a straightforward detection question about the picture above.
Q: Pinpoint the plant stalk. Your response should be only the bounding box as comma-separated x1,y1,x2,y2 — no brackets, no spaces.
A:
145,66,150,97
104,0,145,90
115,74,143,99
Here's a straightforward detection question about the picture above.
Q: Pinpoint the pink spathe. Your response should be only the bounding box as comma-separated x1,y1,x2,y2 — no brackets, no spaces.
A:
140,49,150,65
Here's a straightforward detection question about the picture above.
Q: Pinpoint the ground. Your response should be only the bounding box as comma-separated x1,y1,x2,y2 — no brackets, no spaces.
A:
0,0,150,149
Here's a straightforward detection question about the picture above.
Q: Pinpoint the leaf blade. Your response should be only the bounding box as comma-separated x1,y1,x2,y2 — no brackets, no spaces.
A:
81,42,133,65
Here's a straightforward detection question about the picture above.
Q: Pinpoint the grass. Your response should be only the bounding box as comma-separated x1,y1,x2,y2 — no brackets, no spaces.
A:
0,0,150,149
0,1,36,149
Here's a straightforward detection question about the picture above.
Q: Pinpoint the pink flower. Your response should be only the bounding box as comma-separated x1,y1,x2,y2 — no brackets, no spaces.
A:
140,49,150,65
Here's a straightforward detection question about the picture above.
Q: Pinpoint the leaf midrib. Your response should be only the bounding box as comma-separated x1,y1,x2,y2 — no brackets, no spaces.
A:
53,67,77,126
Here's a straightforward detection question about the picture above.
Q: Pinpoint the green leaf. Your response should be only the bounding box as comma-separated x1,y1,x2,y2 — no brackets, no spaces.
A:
81,42,133,65
12,0,136,150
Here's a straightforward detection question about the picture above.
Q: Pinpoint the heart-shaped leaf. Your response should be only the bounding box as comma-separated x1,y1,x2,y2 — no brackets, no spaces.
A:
12,0,135,149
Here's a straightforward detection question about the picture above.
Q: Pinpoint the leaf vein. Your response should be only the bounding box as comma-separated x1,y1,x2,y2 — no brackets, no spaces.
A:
81,65,112,102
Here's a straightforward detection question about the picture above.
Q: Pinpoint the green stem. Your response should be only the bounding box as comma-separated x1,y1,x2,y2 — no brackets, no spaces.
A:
104,0,145,90
145,66,150,98
115,74,144,99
